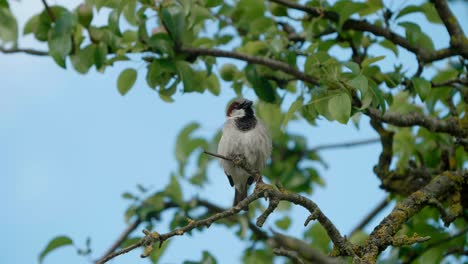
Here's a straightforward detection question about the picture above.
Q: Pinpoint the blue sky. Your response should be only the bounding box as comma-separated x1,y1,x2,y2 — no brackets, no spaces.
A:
1,1,467,264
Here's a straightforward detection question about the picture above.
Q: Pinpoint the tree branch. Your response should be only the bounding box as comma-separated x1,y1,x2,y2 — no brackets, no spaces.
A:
273,248,305,264
403,226,468,264
310,138,380,152
270,230,341,264
0,47,49,56
96,219,142,263
179,46,319,85
433,0,466,49
41,0,56,21
98,153,357,263
360,171,467,263
366,108,466,138
268,0,466,62
349,197,390,237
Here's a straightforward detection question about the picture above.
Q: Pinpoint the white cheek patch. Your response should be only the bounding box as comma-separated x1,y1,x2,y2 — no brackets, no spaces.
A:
228,109,245,119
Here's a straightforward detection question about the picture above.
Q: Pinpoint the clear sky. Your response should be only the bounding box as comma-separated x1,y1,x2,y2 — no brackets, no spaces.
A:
1,1,467,264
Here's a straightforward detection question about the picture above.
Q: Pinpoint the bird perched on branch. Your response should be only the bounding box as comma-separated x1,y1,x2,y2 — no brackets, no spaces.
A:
218,98,272,209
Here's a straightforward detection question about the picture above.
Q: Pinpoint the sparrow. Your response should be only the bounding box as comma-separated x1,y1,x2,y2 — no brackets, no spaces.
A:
217,99,272,208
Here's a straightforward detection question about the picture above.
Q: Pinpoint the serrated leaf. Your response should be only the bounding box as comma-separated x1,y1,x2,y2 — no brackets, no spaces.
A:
117,68,137,95
412,77,431,101
282,97,303,129
328,93,351,124
0,7,18,43
39,236,74,264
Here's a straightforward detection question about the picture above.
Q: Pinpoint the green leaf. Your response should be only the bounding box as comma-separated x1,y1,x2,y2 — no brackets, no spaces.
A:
161,5,185,44
361,55,385,68
176,61,195,92
343,61,360,75
39,236,74,263
166,175,183,204
117,68,137,95
94,42,108,69
108,10,121,35
122,0,137,26
205,0,222,7
206,74,220,95
275,216,291,230
304,223,331,253
23,14,40,35
150,240,171,263
70,44,95,74
282,97,303,129
369,80,386,113
328,92,351,124
398,22,434,51
412,77,431,101
379,39,398,56
0,7,18,43
148,33,174,56
48,12,76,68
245,65,276,103
348,75,368,91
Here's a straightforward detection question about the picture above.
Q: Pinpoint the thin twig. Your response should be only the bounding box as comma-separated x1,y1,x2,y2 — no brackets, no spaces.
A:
310,138,380,152
203,150,232,161
349,197,390,237
0,47,49,56
96,219,142,263
41,0,56,21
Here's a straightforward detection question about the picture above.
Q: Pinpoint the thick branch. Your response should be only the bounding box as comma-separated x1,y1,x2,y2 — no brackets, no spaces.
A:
179,46,319,85
0,47,49,56
270,231,341,264
360,171,467,263
273,248,305,264
366,108,466,138
433,0,466,48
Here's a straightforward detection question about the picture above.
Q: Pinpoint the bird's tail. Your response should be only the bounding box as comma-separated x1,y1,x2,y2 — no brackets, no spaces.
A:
233,187,249,211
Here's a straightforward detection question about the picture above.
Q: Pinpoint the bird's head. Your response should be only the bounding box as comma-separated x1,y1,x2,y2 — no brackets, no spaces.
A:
226,99,254,119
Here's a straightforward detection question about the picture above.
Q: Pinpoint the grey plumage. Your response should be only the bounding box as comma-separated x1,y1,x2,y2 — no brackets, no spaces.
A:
217,99,272,208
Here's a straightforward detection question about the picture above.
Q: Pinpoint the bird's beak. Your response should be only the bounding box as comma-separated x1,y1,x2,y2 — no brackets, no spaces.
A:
242,100,253,108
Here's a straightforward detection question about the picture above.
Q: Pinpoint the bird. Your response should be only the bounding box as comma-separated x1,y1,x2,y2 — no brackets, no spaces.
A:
217,98,272,209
